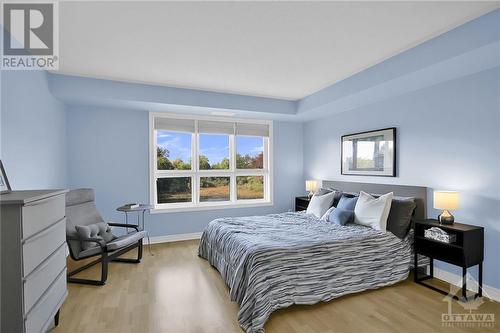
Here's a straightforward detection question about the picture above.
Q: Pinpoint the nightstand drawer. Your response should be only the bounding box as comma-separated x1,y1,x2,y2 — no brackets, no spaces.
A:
415,237,464,266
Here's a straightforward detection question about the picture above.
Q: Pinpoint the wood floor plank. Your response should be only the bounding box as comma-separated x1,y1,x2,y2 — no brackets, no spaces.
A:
53,240,500,333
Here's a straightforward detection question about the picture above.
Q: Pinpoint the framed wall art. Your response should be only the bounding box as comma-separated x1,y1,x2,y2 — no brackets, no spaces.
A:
341,128,396,177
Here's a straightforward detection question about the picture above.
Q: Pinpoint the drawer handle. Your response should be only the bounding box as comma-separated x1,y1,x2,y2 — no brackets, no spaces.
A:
22,217,65,244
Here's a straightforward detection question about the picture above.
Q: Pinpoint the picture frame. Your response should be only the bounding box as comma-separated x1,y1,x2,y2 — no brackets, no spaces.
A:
341,127,396,177
0,160,12,194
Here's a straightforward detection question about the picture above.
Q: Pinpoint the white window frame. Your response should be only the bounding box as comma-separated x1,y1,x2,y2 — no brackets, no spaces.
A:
149,112,273,213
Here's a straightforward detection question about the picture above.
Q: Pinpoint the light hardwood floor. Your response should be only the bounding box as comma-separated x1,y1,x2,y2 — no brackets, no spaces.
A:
54,240,499,333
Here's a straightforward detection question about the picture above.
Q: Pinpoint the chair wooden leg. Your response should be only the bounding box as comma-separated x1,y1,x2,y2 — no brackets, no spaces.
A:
67,241,143,285
67,253,108,285
101,252,108,283
138,239,143,261
111,240,143,264
54,309,60,327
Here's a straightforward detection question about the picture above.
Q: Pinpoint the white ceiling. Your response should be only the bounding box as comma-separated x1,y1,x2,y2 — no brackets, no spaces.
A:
58,1,499,100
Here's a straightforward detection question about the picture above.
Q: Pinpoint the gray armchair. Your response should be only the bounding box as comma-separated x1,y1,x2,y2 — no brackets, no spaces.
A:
65,189,146,285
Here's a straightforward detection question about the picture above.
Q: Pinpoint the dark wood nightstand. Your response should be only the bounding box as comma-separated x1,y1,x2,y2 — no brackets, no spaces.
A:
295,196,310,211
414,219,484,300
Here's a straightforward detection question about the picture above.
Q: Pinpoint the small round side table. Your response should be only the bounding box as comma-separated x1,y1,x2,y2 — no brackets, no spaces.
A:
116,204,154,255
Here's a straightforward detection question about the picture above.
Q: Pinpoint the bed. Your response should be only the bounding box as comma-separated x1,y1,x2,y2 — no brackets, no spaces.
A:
198,181,428,333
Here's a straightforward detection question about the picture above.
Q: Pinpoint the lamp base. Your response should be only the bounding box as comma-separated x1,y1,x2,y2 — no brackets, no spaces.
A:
438,210,455,225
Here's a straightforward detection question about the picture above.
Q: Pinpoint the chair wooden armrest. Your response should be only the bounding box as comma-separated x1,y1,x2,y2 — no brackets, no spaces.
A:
108,222,140,231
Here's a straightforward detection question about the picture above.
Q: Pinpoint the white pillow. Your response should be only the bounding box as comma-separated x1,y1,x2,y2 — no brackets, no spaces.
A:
306,191,335,218
354,191,393,231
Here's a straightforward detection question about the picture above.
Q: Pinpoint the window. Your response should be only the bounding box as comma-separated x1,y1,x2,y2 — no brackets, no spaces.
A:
157,131,192,170
150,114,272,211
236,176,264,200
236,136,263,169
199,134,229,170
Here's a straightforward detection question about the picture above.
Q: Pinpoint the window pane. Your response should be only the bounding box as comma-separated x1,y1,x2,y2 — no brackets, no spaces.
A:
157,177,192,204
236,176,264,200
200,177,230,202
236,136,264,169
156,131,192,170
199,134,230,170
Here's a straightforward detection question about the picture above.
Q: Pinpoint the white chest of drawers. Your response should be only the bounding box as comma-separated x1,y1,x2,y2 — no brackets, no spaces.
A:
1,190,68,333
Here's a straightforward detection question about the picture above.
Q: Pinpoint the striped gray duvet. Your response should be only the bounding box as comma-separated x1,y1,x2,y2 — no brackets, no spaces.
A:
198,212,413,333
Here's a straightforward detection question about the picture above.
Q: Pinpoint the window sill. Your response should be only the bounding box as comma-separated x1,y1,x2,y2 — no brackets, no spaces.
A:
150,201,273,214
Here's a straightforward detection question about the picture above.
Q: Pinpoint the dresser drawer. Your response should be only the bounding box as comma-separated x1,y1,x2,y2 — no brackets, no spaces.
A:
22,194,65,239
24,244,66,314
23,218,66,276
25,269,67,333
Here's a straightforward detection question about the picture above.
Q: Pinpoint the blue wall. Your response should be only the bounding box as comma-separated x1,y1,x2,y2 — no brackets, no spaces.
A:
1,71,67,189
2,8,498,291
66,106,304,236
303,68,500,289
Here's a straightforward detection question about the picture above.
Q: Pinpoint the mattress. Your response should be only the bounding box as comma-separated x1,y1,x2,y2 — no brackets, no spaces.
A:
198,212,413,333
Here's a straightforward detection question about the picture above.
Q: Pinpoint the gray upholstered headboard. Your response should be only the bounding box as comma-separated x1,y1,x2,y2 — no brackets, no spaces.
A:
321,180,427,220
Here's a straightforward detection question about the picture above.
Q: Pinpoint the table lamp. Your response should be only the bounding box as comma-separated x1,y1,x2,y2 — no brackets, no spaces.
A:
433,191,459,225
305,180,318,199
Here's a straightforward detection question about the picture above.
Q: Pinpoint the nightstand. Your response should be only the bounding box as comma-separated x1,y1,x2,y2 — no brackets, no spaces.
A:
295,196,310,211
414,219,484,300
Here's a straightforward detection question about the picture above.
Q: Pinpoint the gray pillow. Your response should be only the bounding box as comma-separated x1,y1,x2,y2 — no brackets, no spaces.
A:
75,222,116,250
386,197,417,239
315,187,334,196
316,188,343,208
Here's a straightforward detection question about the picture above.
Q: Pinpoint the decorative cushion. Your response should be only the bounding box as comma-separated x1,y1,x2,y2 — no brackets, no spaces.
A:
386,197,417,239
322,195,357,224
336,195,358,211
75,222,116,250
354,191,394,231
326,207,355,225
306,191,336,218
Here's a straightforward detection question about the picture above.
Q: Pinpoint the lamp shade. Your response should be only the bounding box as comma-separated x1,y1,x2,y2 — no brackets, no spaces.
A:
433,191,459,210
305,180,318,193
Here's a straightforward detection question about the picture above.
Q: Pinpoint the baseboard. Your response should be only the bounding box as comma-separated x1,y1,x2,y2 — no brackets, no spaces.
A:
433,267,500,302
148,232,202,244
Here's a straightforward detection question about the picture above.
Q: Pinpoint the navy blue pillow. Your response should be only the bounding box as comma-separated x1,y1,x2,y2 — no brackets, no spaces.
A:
327,207,354,226
336,196,358,211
